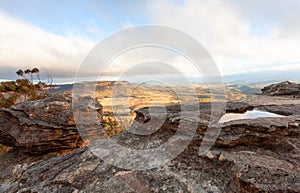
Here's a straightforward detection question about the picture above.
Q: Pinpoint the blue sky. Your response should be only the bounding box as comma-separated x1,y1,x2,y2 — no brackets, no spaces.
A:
0,0,150,39
0,0,299,82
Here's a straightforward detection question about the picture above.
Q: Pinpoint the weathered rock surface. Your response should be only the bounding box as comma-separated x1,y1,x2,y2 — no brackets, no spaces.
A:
0,93,300,192
262,81,300,96
256,104,300,116
217,115,300,148
0,93,103,154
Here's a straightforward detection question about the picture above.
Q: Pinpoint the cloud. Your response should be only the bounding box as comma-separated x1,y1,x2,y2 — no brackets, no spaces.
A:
0,12,96,79
1,1,300,82
101,46,200,77
147,0,300,76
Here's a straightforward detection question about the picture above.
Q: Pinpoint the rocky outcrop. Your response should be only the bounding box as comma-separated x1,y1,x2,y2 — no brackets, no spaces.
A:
262,81,300,96
216,115,300,147
217,151,300,193
0,94,300,192
256,104,300,116
132,102,300,192
0,93,103,154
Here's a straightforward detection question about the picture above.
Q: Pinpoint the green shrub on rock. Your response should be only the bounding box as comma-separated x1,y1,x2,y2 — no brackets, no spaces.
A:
0,84,5,92
0,68,50,108
1,81,17,92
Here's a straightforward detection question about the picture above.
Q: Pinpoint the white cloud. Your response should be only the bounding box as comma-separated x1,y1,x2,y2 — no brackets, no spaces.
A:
84,18,101,36
148,0,300,75
0,12,96,78
105,46,201,77
1,1,299,81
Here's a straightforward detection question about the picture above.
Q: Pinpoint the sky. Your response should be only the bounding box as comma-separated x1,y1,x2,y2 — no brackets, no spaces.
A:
0,0,299,83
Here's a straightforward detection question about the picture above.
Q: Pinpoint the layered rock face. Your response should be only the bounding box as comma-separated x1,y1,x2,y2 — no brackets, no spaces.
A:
262,81,300,96
134,102,300,192
0,93,300,192
0,93,103,154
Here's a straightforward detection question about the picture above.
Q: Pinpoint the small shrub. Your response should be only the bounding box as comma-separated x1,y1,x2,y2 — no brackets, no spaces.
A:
15,79,38,99
103,116,125,137
102,113,134,137
0,92,19,108
0,68,49,108
0,84,5,92
1,81,17,91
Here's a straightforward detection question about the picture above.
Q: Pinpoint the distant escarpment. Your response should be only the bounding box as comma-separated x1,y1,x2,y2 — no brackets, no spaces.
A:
0,88,300,192
262,81,300,96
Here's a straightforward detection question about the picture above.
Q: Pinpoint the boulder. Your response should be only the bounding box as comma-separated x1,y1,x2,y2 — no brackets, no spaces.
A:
262,81,300,96
216,116,300,148
0,93,103,154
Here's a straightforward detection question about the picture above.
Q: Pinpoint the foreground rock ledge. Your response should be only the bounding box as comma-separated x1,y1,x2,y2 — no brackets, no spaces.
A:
0,93,103,154
0,94,300,192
